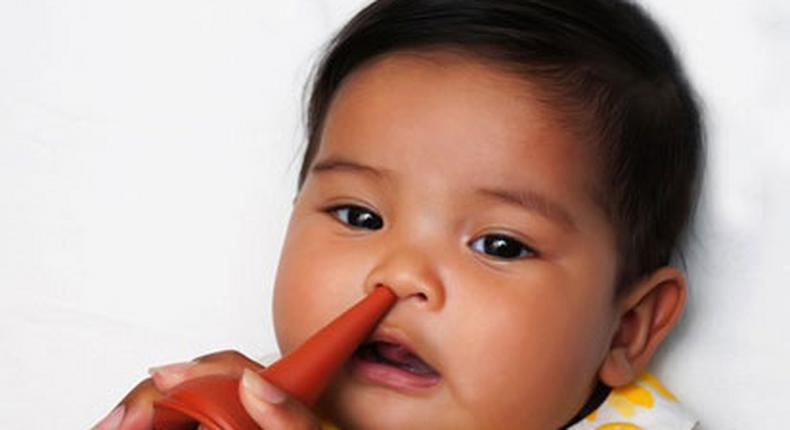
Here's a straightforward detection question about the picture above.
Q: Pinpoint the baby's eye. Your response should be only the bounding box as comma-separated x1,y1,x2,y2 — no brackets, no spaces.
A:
468,233,536,260
326,204,384,230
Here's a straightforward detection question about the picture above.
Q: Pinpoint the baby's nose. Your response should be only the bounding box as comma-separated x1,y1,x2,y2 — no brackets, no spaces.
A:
362,249,446,311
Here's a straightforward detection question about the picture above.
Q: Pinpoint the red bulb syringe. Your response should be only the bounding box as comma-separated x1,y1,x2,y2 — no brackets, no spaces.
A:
152,286,397,430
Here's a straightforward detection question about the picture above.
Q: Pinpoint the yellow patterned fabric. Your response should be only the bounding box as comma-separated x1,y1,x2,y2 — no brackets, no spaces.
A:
569,371,698,430
320,371,697,430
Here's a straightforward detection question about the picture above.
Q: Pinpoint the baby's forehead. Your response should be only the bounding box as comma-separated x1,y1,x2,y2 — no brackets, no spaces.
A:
334,51,574,144
342,50,603,159
345,49,549,105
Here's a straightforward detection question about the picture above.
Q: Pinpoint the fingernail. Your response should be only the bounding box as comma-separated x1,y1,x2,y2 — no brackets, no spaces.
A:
241,368,286,404
147,361,196,376
92,405,125,430
116,404,153,430
148,361,196,390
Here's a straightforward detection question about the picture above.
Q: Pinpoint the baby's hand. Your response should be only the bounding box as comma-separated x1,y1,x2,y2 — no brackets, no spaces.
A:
92,350,321,430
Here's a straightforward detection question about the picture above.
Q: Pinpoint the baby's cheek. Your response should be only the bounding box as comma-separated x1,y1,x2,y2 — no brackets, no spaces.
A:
272,260,323,353
459,357,588,429
444,302,593,428
272,241,367,355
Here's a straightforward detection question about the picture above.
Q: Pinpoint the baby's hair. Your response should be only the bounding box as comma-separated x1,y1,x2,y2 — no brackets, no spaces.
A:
297,0,704,295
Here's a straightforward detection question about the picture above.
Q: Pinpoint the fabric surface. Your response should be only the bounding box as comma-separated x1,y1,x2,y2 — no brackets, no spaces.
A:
568,371,698,430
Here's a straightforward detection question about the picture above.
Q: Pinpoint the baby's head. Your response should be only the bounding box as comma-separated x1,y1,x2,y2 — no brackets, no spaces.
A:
271,0,703,428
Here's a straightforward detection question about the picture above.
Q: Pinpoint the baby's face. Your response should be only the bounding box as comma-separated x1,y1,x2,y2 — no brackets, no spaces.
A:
272,51,621,429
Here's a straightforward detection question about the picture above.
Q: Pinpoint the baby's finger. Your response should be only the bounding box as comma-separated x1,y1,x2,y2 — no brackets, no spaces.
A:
238,369,322,430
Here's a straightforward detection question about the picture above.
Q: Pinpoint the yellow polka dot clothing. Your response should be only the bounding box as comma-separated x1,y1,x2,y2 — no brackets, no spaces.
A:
567,371,698,430
320,371,698,430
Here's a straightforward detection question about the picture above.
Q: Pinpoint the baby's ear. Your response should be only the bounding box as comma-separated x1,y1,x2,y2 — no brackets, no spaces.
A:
598,267,687,387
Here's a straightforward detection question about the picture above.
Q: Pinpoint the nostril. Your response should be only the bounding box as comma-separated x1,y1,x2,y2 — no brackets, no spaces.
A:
383,288,427,301
371,283,437,305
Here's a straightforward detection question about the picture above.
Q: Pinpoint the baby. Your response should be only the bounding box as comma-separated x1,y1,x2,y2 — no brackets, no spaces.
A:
94,0,704,429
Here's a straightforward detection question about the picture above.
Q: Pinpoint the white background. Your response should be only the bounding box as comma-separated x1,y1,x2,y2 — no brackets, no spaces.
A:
1,1,788,428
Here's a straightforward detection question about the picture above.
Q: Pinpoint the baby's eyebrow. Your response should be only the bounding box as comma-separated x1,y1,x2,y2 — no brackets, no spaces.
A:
475,187,577,232
311,156,576,231
310,156,394,180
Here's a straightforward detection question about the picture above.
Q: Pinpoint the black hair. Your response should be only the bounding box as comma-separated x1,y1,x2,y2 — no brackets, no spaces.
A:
297,0,704,295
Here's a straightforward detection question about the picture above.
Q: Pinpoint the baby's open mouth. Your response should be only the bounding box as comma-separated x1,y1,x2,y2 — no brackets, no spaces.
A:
352,340,441,388
354,341,440,377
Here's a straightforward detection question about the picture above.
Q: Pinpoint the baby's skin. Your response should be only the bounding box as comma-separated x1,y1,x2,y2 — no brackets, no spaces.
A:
94,50,688,430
